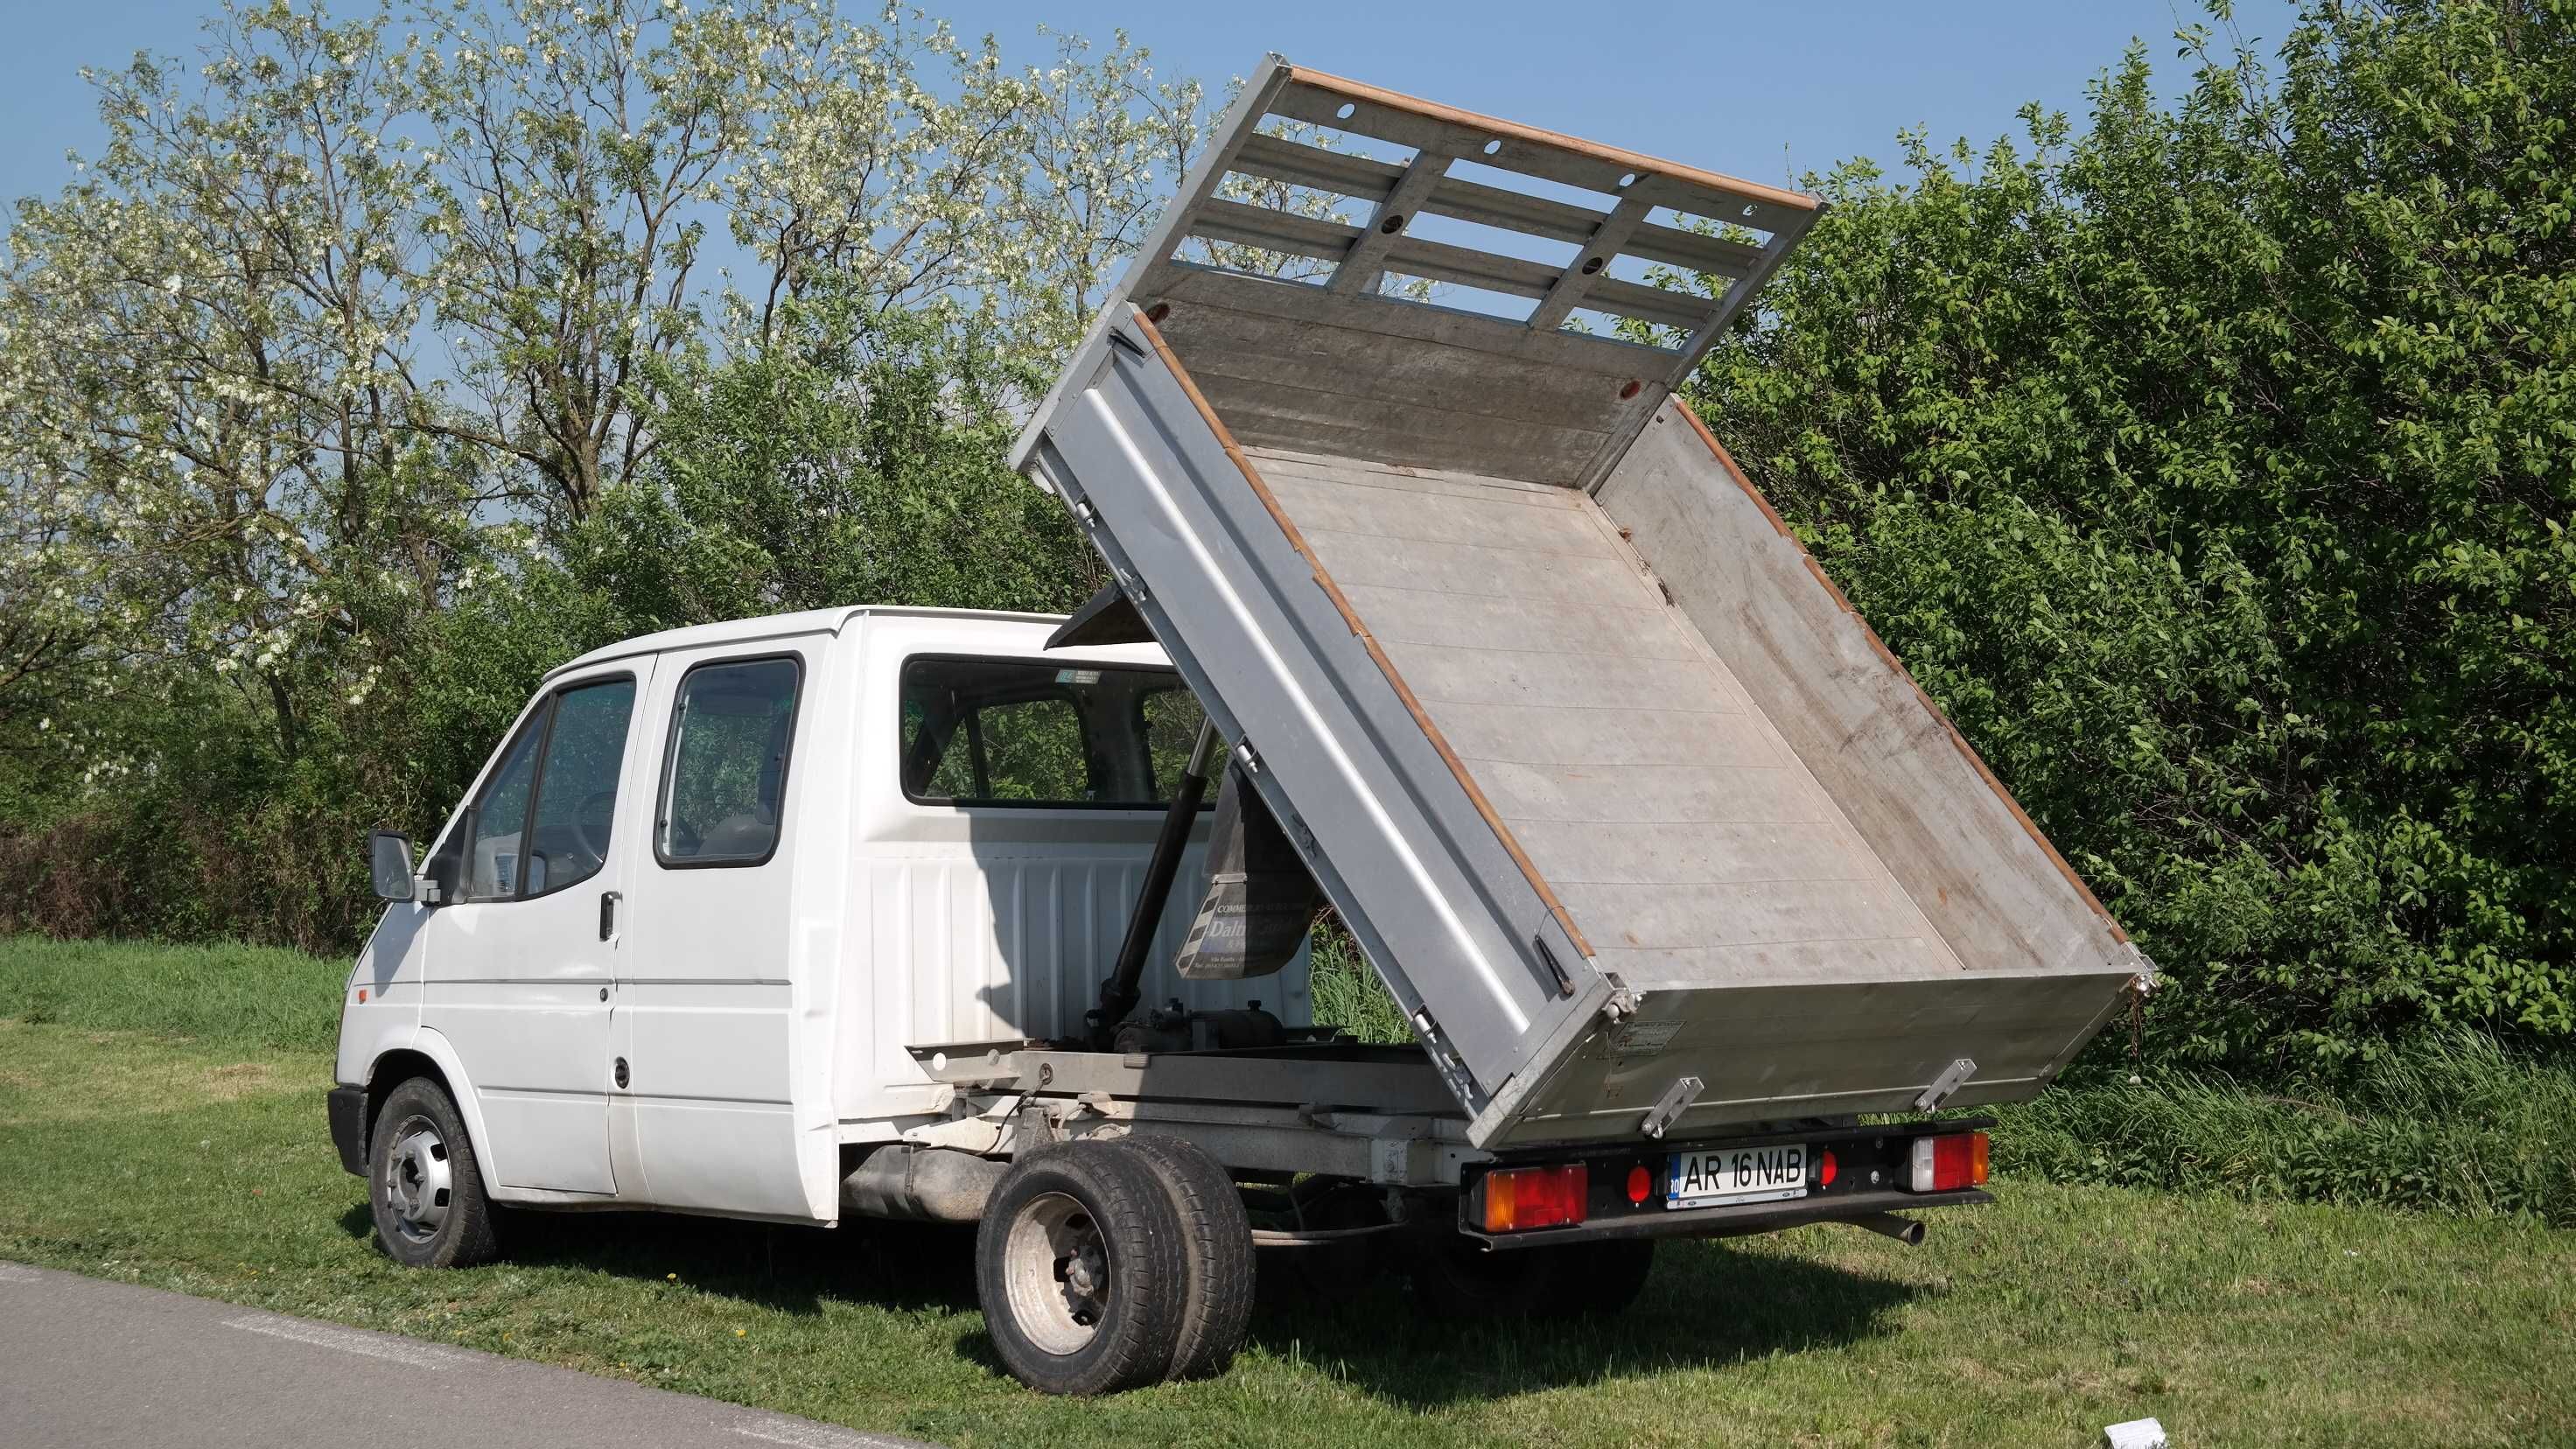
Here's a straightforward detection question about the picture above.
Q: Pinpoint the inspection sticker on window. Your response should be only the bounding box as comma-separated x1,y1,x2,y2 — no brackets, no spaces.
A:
1055,669,1100,685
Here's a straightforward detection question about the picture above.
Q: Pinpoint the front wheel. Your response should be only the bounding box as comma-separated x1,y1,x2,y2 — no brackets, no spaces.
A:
368,1077,501,1269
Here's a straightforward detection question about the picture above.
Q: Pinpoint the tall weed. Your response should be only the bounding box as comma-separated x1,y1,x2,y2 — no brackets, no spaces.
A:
2000,1032,2576,1225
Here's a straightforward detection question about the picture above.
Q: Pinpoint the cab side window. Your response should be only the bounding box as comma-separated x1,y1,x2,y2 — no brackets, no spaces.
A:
657,657,802,866
451,676,637,901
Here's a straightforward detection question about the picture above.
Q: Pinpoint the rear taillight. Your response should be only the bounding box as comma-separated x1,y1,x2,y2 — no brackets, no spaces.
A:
1476,1164,1588,1233
1908,1131,1990,1192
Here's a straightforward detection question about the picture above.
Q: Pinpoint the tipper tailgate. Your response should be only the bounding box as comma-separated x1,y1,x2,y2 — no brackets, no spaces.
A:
1014,57,2148,1149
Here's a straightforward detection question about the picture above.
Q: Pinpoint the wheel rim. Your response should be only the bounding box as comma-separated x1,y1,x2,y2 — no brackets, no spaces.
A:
382,1115,453,1246
1003,1191,1111,1356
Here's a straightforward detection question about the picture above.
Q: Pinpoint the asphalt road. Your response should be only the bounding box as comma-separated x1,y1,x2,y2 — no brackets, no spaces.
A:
0,1261,937,1449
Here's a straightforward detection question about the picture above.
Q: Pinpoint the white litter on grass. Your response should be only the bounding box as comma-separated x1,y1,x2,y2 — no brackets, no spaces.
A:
2104,1418,2169,1449
222,1313,474,1369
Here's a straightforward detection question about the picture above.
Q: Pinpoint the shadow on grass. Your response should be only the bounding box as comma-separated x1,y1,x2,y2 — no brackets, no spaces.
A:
333,1200,981,1318
1236,1237,1918,1409
336,1200,1913,1406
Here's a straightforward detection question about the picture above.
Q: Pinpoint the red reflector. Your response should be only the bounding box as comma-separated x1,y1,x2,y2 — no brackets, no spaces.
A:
1909,1131,1991,1192
1480,1164,1588,1233
355,988,368,1004
1625,1164,1651,1204
1818,1149,1837,1187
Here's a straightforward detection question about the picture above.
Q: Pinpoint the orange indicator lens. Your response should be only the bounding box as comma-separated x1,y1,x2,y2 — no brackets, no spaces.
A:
1479,1164,1589,1233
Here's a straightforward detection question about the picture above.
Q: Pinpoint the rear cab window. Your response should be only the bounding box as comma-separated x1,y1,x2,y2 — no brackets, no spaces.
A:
900,656,1208,808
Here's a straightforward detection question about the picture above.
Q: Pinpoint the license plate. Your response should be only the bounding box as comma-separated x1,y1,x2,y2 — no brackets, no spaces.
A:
1667,1143,1810,1208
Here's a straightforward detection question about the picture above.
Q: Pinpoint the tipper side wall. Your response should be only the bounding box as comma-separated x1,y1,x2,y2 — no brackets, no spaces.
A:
1014,56,2146,1147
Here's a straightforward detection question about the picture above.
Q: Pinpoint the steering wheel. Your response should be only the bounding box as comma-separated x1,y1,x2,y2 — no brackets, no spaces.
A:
573,790,619,862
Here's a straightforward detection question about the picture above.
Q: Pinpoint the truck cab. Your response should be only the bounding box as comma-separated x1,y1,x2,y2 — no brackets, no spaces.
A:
332,606,1298,1228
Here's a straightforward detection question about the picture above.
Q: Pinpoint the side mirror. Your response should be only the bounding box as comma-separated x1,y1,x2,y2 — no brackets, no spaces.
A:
368,830,417,903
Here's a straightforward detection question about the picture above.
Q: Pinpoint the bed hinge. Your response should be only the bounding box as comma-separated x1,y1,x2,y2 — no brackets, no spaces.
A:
1914,1057,1978,1112
1641,1074,1704,1139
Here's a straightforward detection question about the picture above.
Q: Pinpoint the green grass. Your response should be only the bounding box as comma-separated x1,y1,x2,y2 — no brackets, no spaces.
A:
2001,1034,2576,1225
6,935,2576,1446
0,935,346,1053
1306,915,1411,1045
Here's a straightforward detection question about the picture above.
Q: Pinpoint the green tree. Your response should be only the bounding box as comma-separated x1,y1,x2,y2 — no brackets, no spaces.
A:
0,0,1200,948
576,298,1096,630
1690,0,2576,1065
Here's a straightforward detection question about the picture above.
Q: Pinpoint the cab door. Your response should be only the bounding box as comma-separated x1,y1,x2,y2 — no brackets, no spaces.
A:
614,646,816,1218
421,663,653,1196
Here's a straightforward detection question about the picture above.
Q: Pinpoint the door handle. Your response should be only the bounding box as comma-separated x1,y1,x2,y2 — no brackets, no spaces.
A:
599,890,620,942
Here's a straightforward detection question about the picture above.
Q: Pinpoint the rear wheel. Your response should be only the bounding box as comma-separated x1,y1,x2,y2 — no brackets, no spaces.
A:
1117,1134,1256,1380
1407,1230,1557,1320
368,1077,500,1269
1554,1238,1656,1316
1264,1178,1387,1306
975,1142,1188,1395
1406,1232,1655,1320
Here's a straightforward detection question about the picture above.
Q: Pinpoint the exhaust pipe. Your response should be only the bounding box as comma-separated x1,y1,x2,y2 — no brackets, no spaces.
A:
841,1146,1006,1223
1850,1211,1925,1246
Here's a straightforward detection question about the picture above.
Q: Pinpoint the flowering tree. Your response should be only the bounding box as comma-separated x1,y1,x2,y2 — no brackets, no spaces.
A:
0,0,1209,777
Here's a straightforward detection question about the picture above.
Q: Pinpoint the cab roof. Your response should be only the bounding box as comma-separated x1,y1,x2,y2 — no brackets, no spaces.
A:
542,605,1122,683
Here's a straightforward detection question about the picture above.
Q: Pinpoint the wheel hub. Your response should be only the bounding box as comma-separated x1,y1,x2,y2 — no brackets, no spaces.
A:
382,1117,453,1243
1004,1192,1112,1355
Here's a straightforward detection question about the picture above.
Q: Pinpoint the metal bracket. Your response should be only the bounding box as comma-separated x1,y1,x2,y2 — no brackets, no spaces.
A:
1914,1058,1978,1112
1012,1102,1056,1154
1641,1074,1704,1139
1600,971,1639,1024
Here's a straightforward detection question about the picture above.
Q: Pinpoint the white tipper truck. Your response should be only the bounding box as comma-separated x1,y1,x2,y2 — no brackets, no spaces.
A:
331,56,2149,1395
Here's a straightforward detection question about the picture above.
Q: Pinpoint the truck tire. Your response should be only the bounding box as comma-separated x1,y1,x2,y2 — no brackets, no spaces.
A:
368,1077,501,1269
1405,1233,1654,1320
1553,1238,1656,1316
1405,1231,1560,1320
975,1141,1189,1395
1263,1179,1386,1306
1116,1134,1256,1381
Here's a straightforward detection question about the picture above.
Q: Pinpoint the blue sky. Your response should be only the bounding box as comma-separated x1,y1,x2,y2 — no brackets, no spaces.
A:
4,1,2305,219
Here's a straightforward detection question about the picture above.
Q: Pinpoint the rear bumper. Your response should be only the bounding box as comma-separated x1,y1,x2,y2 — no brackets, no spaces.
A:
1472,1186,1992,1248
1463,1116,1995,1248
326,1085,368,1177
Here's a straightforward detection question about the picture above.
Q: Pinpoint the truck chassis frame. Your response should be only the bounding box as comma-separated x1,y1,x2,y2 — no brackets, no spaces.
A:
900,1038,1990,1250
